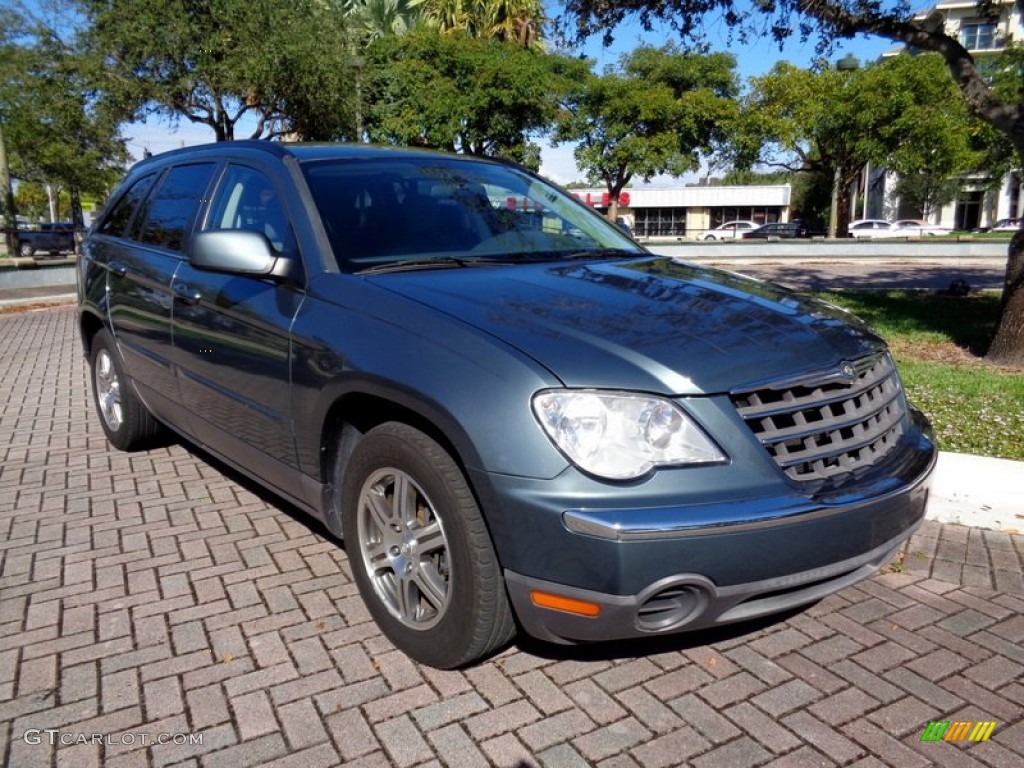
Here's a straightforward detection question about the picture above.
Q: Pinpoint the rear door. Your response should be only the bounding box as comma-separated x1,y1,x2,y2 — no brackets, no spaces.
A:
102,162,218,422
170,162,305,487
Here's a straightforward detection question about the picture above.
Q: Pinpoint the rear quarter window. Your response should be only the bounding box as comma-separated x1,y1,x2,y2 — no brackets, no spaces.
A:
138,163,217,251
96,174,156,238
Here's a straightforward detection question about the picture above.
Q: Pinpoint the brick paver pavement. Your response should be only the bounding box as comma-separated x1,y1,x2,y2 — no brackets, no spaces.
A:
2,305,1022,768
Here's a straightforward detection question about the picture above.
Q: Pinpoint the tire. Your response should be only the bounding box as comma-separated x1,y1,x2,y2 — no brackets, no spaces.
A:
18,242,33,258
341,422,515,668
90,329,163,451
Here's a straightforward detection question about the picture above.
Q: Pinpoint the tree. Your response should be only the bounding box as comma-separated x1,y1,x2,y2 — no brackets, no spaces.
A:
555,45,738,223
735,54,998,236
424,0,546,49
349,0,426,40
362,30,584,167
562,0,1024,366
1,4,129,231
75,0,356,141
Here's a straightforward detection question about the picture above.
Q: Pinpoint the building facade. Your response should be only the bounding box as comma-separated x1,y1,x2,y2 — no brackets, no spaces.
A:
570,184,792,240
872,0,1024,229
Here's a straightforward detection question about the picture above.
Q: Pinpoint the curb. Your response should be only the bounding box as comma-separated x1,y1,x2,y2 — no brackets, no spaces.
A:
925,452,1024,533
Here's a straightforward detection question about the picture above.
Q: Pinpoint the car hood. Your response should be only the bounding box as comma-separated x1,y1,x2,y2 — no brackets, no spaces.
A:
367,257,886,395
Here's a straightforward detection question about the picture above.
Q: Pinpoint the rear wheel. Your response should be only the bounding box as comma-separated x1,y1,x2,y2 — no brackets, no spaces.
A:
341,422,514,668
90,329,163,450
18,242,33,258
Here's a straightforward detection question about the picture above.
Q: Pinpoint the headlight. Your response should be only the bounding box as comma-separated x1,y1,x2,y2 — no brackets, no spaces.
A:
531,390,726,480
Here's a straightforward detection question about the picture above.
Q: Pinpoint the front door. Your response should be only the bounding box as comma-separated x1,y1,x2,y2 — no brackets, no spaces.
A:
171,164,305,490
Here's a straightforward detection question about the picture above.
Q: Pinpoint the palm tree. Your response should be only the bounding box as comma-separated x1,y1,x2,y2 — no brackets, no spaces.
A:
422,0,545,48
347,0,426,41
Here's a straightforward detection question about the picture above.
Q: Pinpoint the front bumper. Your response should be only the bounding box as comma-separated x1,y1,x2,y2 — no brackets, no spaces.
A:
487,426,935,645
506,523,914,644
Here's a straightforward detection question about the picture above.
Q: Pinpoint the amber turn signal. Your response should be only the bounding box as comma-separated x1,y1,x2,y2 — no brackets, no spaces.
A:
529,591,601,617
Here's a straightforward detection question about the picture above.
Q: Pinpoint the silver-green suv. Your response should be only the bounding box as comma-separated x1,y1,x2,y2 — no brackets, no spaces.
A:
78,141,936,668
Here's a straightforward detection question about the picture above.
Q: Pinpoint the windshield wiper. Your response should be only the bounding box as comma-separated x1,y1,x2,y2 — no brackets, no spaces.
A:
357,256,476,275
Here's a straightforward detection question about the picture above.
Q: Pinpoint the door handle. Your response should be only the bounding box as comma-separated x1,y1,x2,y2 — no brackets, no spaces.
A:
108,261,127,277
172,282,201,305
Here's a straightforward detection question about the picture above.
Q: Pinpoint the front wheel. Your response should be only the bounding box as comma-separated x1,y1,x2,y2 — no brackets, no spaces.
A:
341,423,515,668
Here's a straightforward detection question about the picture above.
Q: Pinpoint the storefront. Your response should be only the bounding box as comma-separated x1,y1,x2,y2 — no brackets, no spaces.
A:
570,184,792,240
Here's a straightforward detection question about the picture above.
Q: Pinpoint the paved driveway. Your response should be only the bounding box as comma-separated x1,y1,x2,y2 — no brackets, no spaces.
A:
1,306,1022,768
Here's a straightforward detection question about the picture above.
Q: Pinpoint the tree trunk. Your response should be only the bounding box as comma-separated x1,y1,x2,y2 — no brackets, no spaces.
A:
607,194,619,224
70,188,85,253
0,121,17,256
985,229,1024,366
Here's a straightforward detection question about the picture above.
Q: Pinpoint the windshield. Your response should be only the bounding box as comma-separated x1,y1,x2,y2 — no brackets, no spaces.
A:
301,156,643,273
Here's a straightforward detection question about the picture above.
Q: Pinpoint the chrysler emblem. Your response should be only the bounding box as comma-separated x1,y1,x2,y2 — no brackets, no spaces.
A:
839,361,857,381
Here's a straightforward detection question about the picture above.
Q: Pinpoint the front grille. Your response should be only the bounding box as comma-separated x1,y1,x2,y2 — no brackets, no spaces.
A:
730,353,907,483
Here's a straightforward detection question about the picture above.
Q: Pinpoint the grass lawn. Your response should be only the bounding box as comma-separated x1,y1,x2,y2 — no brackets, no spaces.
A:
814,290,1024,461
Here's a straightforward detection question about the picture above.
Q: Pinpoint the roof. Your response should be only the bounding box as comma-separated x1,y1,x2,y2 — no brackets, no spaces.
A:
134,140,508,170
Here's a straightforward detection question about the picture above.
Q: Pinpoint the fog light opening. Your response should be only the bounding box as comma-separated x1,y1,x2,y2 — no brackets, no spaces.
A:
635,583,710,632
530,591,602,617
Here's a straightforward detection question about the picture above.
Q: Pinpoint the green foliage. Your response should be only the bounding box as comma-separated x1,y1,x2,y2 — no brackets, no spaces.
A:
76,0,356,141
423,0,546,48
349,0,427,41
720,168,792,185
736,54,999,232
0,3,129,224
14,182,70,221
363,30,584,166
554,44,737,212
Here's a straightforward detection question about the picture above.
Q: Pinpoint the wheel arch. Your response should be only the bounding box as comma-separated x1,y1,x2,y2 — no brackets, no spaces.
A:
78,309,106,357
318,389,488,536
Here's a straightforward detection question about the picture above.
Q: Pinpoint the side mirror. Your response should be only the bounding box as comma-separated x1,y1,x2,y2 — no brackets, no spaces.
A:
190,230,278,276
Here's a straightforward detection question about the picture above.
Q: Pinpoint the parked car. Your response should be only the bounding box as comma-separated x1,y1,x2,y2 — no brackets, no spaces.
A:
892,219,952,237
700,220,758,240
848,219,896,239
990,218,1020,232
78,142,936,668
742,220,826,239
18,221,75,257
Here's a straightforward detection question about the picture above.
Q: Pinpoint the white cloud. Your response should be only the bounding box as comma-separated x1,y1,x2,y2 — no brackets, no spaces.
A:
538,142,582,185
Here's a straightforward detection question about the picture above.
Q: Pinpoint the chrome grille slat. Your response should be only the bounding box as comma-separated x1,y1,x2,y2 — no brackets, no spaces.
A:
756,385,904,446
730,353,908,483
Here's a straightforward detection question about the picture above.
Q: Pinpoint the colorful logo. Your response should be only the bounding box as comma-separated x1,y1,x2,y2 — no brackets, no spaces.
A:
920,721,997,742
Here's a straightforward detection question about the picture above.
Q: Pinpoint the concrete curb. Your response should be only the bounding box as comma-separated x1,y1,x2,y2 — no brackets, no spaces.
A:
926,451,1024,533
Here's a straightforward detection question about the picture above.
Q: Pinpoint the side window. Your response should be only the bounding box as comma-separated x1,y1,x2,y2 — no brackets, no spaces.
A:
138,163,217,252
206,165,292,253
97,174,156,238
